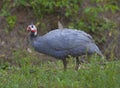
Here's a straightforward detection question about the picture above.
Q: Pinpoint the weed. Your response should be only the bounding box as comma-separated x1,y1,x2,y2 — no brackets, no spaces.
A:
6,15,17,31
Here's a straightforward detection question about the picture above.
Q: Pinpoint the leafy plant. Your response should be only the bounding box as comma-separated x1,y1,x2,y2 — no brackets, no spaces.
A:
6,15,17,31
29,0,82,18
0,0,11,16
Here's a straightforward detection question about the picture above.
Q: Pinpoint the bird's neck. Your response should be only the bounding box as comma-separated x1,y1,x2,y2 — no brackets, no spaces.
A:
29,33,38,46
30,34,37,39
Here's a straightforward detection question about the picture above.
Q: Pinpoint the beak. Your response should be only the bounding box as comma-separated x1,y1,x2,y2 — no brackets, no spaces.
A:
27,26,31,31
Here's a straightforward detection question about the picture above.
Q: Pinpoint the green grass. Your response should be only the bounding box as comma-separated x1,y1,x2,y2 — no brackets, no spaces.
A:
0,56,120,88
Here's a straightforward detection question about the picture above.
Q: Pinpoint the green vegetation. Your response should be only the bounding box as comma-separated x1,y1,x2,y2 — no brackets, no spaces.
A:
0,55,120,88
6,15,16,30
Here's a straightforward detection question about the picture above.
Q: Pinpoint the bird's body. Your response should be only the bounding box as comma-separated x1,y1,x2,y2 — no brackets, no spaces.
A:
30,29,102,59
27,25,103,70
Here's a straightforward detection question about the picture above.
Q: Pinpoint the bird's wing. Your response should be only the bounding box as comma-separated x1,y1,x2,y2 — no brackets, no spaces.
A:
43,29,94,51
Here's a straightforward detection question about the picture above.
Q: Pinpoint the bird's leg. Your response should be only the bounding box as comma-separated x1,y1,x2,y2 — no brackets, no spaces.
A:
62,59,67,71
75,57,80,70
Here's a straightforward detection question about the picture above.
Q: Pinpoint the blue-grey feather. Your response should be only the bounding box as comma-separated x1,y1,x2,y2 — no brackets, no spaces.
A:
30,28,103,59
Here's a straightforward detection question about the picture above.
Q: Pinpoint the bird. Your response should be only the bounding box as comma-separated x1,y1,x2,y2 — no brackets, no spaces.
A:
27,24,103,70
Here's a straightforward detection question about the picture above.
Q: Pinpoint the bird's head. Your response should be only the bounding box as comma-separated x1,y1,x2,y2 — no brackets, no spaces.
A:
27,24,37,36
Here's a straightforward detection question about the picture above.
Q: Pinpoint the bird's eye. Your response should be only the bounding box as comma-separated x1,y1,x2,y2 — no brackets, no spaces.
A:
31,25,33,28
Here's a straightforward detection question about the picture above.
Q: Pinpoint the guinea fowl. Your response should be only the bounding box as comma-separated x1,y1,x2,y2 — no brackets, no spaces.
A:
27,24,103,70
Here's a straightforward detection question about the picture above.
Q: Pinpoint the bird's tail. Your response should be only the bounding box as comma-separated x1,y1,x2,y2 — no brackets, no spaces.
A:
94,44,105,58
97,50,106,63
97,51,104,58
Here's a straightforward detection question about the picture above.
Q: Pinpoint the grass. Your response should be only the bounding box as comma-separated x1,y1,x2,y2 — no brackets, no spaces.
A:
0,55,120,88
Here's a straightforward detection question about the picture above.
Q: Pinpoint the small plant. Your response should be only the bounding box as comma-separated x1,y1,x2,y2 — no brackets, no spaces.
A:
0,0,11,16
6,15,17,31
